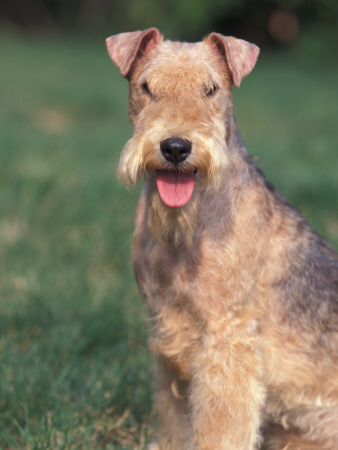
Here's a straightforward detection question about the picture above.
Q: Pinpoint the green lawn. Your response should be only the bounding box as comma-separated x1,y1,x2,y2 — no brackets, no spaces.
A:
0,30,337,448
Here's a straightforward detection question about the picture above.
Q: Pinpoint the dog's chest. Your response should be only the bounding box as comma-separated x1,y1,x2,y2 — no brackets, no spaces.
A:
133,235,204,377
134,237,198,309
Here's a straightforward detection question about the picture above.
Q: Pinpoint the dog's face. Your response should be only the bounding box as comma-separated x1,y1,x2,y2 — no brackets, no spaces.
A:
107,28,259,210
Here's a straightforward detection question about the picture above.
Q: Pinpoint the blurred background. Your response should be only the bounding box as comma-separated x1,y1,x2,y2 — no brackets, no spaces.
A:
0,0,337,44
0,1,337,448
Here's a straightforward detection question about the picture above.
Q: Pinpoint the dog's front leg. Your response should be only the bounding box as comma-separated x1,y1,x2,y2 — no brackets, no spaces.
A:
190,328,265,450
153,355,192,449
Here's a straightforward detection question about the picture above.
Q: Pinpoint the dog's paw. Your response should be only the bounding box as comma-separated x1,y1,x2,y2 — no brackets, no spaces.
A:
147,442,160,450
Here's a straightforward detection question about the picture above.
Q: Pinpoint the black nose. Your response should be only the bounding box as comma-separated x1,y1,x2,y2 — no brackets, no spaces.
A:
160,137,192,165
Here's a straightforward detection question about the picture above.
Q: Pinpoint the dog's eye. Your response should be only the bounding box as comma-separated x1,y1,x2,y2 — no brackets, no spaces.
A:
142,82,151,95
204,84,218,97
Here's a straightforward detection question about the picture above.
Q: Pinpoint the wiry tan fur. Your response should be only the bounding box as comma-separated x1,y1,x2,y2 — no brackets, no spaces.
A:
106,28,338,449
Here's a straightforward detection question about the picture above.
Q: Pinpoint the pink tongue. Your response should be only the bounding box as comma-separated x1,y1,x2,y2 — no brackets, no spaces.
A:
157,171,195,207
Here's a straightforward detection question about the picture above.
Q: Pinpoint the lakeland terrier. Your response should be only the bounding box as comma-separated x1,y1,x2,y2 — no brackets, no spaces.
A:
106,28,338,449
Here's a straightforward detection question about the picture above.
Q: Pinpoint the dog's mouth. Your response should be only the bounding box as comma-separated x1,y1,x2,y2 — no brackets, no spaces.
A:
156,170,197,208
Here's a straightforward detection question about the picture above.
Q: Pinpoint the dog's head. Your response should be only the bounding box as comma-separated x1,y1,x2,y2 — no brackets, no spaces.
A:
106,28,259,210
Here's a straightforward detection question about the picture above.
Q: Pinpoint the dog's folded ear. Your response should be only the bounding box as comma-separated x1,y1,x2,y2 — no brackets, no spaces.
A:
205,33,259,87
106,28,162,79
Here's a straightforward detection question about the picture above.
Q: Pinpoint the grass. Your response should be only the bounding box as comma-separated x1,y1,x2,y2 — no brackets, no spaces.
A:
0,28,337,448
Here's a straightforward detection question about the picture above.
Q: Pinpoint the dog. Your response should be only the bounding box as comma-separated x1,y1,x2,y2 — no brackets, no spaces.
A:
106,28,338,449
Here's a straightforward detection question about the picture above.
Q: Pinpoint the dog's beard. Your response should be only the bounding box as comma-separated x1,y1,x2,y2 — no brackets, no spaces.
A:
147,180,201,247
118,120,230,246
